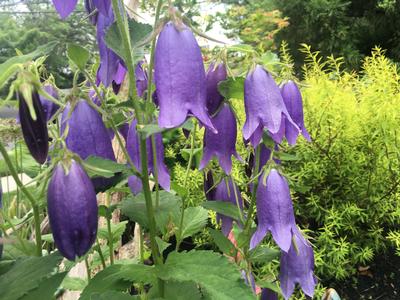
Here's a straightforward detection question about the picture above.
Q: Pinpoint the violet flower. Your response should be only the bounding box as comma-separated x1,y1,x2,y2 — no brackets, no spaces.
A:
84,0,98,25
250,169,297,252
199,103,242,174
260,288,278,300
154,22,216,132
135,61,148,98
206,62,227,115
243,65,298,146
126,120,170,194
213,178,243,236
280,228,317,299
52,0,78,19
280,80,311,145
39,84,60,121
53,0,110,19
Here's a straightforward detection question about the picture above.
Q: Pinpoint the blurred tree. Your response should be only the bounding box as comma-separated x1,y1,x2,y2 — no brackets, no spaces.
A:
0,0,95,88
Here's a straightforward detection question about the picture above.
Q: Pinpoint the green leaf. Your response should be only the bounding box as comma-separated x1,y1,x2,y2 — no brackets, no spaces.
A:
156,250,254,300
137,124,165,139
218,77,245,100
0,41,57,88
67,44,90,70
156,237,171,255
62,276,87,291
274,152,299,161
0,252,63,300
20,271,67,300
202,201,242,221
149,281,203,300
98,221,128,242
84,156,127,178
248,246,280,263
90,291,138,300
209,228,236,256
260,51,281,73
176,207,209,240
80,263,156,300
105,19,152,62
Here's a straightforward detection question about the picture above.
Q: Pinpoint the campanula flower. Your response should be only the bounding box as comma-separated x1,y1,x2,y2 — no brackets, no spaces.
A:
84,0,98,25
53,0,110,19
199,103,242,174
154,22,216,132
250,169,297,252
280,228,317,299
243,65,298,146
260,288,278,300
52,0,78,19
126,120,170,194
39,84,59,121
206,62,227,115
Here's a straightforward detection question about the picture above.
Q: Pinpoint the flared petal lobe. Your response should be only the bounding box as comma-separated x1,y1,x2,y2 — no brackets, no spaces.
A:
199,103,242,174
18,91,49,164
281,80,311,145
47,160,98,260
206,62,227,114
84,0,98,25
260,288,278,300
39,84,60,121
280,229,317,299
250,169,297,252
52,0,78,19
154,22,215,132
92,0,111,16
243,65,297,146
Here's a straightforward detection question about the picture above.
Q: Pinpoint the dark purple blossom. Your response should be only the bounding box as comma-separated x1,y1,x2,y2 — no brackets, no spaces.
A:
212,178,243,236
206,62,227,115
126,120,170,194
135,61,148,98
154,22,216,132
84,0,98,25
280,228,317,299
39,84,59,121
260,288,278,300
47,159,98,260
199,103,242,174
53,0,110,19
243,65,298,146
92,0,111,17
52,0,78,19
280,80,311,145
250,169,297,252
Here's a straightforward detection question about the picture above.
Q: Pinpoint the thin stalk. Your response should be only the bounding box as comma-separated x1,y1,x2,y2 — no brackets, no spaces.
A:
96,238,107,269
176,123,197,250
151,136,160,208
0,141,42,256
230,175,245,225
85,258,91,281
107,217,114,264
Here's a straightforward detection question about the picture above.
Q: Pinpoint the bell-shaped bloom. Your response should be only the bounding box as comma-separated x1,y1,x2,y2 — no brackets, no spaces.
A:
250,169,297,252
135,61,148,98
61,100,116,161
212,178,243,236
18,91,49,164
52,0,78,19
92,0,111,17
154,22,216,132
199,103,241,174
47,160,98,260
39,84,59,121
243,65,298,146
280,228,317,299
280,80,311,145
260,288,278,300
126,120,170,194
111,62,127,94
203,171,216,201
84,0,98,25
206,62,227,115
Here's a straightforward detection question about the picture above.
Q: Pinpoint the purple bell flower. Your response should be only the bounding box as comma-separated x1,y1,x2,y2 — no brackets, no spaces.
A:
243,65,298,146
241,270,257,293
135,61,148,98
206,62,227,115
250,169,297,252
280,80,311,145
280,228,317,299
199,103,242,174
212,178,243,236
47,160,98,260
84,0,98,25
92,0,112,17
154,22,216,132
126,120,170,194
39,84,59,121
52,0,78,19
260,288,278,300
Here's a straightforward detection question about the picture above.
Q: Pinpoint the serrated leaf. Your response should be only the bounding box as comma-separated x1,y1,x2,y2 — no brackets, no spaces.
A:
98,220,128,242
20,271,67,300
149,281,203,300
80,263,156,300
156,250,254,300
90,291,138,299
209,228,236,256
137,124,164,139
248,246,280,263
156,237,171,254
84,156,127,178
202,201,242,221
62,276,87,291
176,207,209,240
218,77,245,100
0,252,63,300
67,44,90,69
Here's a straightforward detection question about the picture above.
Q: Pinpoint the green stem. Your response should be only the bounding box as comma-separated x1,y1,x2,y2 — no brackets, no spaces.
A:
85,258,91,281
107,216,114,265
176,123,197,250
151,136,160,208
96,238,107,269
0,141,42,256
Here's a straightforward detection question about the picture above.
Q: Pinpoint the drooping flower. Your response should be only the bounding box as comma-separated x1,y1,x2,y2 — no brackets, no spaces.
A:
280,80,311,145
92,0,111,17
212,178,243,236
84,0,98,25
47,159,98,260
243,65,298,146
18,90,49,164
260,288,278,300
206,62,227,115
203,170,216,201
250,169,297,252
126,120,170,194
199,103,242,174
280,228,317,299
154,22,216,132
53,0,110,19
52,0,78,19
135,61,148,98
39,84,60,121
